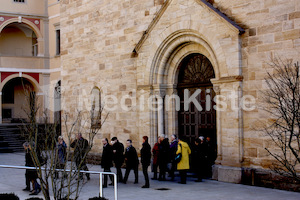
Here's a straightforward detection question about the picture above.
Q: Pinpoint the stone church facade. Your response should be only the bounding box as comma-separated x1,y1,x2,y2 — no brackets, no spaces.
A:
60,0,300,184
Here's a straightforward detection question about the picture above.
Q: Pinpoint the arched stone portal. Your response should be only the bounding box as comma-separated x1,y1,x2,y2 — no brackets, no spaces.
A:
146,30,244,182
148,30,221,147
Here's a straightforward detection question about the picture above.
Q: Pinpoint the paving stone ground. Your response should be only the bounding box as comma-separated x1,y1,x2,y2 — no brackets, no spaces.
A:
0,153,299,200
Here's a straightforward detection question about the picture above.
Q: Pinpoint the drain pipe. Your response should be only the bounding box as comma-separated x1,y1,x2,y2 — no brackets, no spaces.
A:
238,36,245,165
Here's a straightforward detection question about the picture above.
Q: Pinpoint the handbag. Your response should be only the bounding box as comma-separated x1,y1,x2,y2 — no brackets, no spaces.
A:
174,144,182,163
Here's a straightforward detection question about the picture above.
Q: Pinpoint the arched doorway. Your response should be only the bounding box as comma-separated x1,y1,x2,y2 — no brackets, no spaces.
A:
2,77,36,123
177,53,217,176
177,53,216,145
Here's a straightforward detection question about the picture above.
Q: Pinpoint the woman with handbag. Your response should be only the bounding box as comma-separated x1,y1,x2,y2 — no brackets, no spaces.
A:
176,137,191,184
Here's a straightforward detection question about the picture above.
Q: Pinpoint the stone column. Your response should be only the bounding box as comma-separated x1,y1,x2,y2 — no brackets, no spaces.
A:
155,89,166,137
37,38,45,57
42,73,50,120
43,18,50,70
165,86,178,138
213,85,222,164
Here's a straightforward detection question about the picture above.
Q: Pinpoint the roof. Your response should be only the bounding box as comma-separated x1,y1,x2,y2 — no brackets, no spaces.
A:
132,0,245,55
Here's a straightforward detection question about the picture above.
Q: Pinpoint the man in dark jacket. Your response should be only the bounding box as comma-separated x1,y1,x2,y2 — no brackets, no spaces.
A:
111,137,124,182
169,134,178,181
101,138,114,187
123,139,139,184
70,133,90,180
141,136,151,188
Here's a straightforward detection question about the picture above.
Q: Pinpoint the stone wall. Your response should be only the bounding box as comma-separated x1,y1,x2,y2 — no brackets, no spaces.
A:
60,0,300,183
60,0,165,150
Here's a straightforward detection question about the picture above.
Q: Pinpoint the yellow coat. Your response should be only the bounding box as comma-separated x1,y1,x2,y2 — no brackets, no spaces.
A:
176,141,191,170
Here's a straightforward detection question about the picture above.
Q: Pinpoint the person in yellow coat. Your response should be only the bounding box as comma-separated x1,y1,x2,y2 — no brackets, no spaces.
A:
176,137,191,184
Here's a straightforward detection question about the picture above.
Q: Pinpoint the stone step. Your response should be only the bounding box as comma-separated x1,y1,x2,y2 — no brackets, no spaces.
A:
0,125,26,153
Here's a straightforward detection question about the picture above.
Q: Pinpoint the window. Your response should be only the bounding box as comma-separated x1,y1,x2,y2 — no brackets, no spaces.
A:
32,32,38,56
91,87,101,128
2,87,14,104
14,0,25,2
56,29,60,55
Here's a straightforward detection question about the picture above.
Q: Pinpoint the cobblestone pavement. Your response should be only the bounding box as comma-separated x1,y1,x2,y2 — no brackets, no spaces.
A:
0,153,299,200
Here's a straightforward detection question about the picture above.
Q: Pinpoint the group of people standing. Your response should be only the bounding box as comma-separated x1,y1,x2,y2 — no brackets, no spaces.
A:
152,134,216,184
100,136,152,188
152,134,194,184
23,132,216,195
101,134,216,187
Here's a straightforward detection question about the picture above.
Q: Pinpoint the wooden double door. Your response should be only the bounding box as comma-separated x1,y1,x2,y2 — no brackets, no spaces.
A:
178,86,216,144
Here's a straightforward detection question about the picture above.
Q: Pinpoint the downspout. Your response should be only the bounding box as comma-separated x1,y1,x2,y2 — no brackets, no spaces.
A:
238,36,245,166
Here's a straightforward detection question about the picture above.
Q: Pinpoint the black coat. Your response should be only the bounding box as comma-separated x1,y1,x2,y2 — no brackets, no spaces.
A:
124,145,139,168
158,138,170,164
25,149,38,180
112,141,124,167
25,149,35,167
206,141,217,163
101,144,113,169
192,142,207,171
141,142,151,167
70,137,89,163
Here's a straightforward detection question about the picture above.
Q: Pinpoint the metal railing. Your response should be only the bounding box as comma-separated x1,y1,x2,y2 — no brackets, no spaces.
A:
0,164,118,200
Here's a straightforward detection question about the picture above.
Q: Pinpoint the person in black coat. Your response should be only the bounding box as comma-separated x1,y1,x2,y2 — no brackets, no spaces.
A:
23,142,32,192
123,139,139,184
111,137,124,182
141,136,151,188
70,133,90,180
23,142,41,195
101,138,114,187
205,136,216,177
158,136,170,181
192,138,207,182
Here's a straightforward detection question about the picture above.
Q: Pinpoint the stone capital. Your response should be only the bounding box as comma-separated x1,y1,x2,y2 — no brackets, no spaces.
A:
211,76,243,85
213,85,221,95
154,89,166,98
